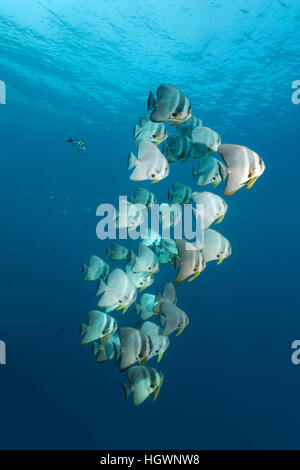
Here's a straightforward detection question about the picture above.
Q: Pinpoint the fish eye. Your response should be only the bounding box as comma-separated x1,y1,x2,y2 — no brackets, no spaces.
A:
152,134,156,138
172,112,177,117
151,174,155,178
138,353,144,359
216,254,220,258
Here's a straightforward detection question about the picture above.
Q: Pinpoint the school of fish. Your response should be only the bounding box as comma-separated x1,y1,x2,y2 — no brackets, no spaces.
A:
79,84,266,406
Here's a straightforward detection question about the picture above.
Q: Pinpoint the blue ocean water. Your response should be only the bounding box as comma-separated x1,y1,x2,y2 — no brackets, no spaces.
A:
0,0,300,450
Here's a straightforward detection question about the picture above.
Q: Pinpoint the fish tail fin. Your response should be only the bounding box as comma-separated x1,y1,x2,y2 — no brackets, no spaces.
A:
80,323,88,336
66,137,73,143
96,279,106,296
158,325,164,336
96,350,107,363
122,383,132,399
92,341,99,356
82,264,88,276
135,304,142,315
174,255,181,270
218,161,228,181
126,249,135,264
128,151,137,170
113,343,122,364
192,166,200,179
141,311,151,320
147,90,157,111
133,125,141,139
190,144,202,159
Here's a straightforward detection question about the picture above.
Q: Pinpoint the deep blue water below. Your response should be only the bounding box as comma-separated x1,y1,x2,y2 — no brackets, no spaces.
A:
0,0,300,450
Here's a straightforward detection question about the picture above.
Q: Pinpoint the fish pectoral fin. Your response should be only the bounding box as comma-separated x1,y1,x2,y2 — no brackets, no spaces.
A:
153,387,161,402
117,304,126,310
145,272,152,278
216,257,224,265
157,352,164,363
150,179,159,184
122,307,128,315
187,271,200,282
213,180,220,188
139,286,147,292
169,121,181,127
215,214,225,224
176,328,184,337
246,176,258,189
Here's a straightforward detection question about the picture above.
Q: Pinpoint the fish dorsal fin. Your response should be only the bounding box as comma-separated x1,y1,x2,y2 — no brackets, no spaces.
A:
108,269,127,290
89,254,101,266
88,310,104,325
218,144,247,168
157,84,179,100
162,283,177,304
138,243,151,258
138,141,160,162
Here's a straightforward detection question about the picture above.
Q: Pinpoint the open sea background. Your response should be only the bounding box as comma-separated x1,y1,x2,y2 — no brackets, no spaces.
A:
0,0,299,450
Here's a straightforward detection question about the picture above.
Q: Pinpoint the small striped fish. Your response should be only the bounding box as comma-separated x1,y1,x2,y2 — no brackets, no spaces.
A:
67,137,87,152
